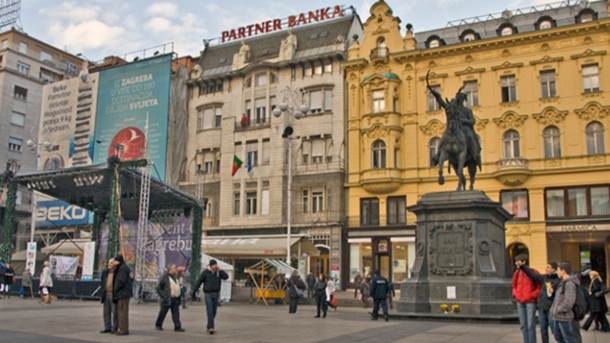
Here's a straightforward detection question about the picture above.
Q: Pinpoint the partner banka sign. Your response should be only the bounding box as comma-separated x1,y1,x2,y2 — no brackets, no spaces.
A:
36,200,92,227
220,5,345,43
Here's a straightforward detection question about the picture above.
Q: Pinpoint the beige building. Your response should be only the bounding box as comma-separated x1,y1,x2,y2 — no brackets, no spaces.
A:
181,12,362,282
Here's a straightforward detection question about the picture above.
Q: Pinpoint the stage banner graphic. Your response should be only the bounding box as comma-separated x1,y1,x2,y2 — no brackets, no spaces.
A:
93,54,172,180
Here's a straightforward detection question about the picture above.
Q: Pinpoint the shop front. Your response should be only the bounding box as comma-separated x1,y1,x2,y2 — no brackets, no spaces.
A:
547,224,610,287
344,229,415,287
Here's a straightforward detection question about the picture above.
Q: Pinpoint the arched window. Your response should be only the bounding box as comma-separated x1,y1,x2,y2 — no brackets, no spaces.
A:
426,35,445,49
372,140,386,169
459,29,479,43
535,16,556,30
586,121,605,155
543,126,561,159
376,37,387,57
497,23,517,36
576,9,597,23
429,137,440,166
503,130,520,159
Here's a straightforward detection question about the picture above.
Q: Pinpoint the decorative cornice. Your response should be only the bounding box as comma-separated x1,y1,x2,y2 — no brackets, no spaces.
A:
574,101,610,121
532,106,569,125
419,119,445,136
455,66,486,76
361,124,403,139
491,61,524,71
570,49,607,60
418,72,448,81
474,115,489,132
529,55,564,65
493,111,528,129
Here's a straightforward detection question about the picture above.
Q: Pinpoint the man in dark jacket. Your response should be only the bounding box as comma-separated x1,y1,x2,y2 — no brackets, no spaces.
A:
306,273,316,299
100,258,117,334
192,259,228,335
155,264,184,332
113,254,133,336
369,270,390,321
522,261,559,343
287,271,306,314
550,262,578,343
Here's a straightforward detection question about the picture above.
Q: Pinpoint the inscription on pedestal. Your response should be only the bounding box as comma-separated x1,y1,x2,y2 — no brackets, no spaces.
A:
429,223,473,276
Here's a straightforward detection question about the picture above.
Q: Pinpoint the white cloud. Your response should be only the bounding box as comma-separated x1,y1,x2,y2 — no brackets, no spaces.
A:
146,17,172,33
60,20,126,50
146,2,178,18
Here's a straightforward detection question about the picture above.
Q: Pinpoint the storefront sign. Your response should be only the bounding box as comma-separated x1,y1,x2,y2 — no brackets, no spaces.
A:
220,5,345,43
35,199,92,227
547,224,610,233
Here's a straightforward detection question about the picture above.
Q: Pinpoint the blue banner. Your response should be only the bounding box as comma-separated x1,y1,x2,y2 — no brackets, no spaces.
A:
35,200,92,227
93,54,172,180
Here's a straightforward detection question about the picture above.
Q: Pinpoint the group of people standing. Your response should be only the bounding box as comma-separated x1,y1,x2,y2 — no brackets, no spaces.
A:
288,272,337,317
512,254,609,343
99,255,133,335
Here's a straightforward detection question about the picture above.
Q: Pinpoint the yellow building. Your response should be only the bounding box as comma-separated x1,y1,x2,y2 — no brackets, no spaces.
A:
343,0,610,287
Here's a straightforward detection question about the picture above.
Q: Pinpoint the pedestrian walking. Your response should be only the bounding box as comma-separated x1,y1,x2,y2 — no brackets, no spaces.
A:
0,260,6,299
306,273,316,300
353,273,363,299
1,263,14,298
369,270,390,321
313,273,328,318
21,268,33,299
521,261,560,343
287,270,305,314
155,264,185,332
512,254,541,343
100,258,117,334
39,261,54,304
326,277,338,311
388,281,396,310
360,278,370,308
192,259,229,335
112,254,133,336
177,266,188,309
582,270,609,332
550,262,579,343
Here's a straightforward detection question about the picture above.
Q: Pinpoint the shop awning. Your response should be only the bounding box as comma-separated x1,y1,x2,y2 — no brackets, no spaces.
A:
41,238,91,255
201,236,303,256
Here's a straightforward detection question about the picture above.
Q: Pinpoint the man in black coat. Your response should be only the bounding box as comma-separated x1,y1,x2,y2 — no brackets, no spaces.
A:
306,273,316,299
155,264,184,332
287,271,306,314
100,258,117,334
369,270,390,321
113,254,132,336
192,259,228,335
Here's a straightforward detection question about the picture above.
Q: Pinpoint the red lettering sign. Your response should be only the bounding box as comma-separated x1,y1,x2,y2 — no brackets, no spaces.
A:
219,5,346,43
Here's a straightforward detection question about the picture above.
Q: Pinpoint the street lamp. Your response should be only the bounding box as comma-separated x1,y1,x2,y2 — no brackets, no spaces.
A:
272,87,309,266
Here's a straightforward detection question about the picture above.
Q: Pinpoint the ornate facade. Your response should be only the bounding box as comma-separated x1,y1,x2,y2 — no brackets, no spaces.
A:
344,0,610,287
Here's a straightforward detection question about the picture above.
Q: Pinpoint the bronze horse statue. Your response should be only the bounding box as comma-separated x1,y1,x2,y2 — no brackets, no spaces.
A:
426,70,481,191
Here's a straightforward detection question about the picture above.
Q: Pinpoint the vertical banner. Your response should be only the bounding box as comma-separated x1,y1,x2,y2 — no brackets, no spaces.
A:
93,54,172,180
39,73,98,170
81,241,96,281
25,242,37,273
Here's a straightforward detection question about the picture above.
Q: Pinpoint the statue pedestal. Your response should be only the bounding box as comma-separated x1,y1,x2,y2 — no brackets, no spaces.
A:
396,191,516,319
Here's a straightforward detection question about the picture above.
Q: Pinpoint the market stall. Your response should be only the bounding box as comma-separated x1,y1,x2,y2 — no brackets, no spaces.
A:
245,259,295,305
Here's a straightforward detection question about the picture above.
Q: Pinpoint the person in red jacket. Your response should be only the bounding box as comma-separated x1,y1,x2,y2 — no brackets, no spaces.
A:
512,254,542,343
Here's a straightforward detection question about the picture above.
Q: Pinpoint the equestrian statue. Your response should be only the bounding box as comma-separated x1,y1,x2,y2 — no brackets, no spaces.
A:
426,70,482,191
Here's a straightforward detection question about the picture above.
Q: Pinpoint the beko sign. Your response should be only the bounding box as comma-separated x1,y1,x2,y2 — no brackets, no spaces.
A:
36,200,91,227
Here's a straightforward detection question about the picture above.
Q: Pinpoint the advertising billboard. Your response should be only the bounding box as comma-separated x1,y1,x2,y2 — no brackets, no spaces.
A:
93,54,172,180
35,199,92,227
39,73,98,170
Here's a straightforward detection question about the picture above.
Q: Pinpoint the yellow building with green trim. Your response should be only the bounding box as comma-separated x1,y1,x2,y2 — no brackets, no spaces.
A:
342,0,610,288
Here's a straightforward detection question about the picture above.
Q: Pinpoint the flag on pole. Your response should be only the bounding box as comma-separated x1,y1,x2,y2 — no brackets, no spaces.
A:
231,155,243,176
246,155,253,174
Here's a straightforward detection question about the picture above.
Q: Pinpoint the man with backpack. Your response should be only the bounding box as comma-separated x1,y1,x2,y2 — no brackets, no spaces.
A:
550,262,585,343
512,254,541,343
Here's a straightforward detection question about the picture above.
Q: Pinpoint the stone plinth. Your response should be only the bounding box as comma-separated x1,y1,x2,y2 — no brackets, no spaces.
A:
396,191,516,318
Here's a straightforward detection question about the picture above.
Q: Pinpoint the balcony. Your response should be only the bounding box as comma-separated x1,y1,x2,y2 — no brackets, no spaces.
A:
361,168,401,194
234,119,271,132
493,158,532,186
370,47,389,64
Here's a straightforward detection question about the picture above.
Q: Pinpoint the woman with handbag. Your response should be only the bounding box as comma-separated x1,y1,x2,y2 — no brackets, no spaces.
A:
287,271,305,314
582,270,609,332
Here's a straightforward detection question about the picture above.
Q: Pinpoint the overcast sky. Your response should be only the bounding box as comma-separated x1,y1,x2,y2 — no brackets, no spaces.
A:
21,0,549,61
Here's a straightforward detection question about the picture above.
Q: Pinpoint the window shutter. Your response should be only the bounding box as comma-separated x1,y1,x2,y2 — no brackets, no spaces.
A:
310,90,323,111
312,139,324,157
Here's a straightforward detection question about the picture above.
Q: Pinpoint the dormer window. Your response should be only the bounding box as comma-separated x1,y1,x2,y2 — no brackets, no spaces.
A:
535,16,556,30
459,29,480,43
376,37,387,57
576,9,597,23
501,26,513,36
429,39,440,48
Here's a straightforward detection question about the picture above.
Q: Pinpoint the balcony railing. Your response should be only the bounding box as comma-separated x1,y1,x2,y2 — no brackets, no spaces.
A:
370,47,389,63
234,119,271,131
496,158,529,169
